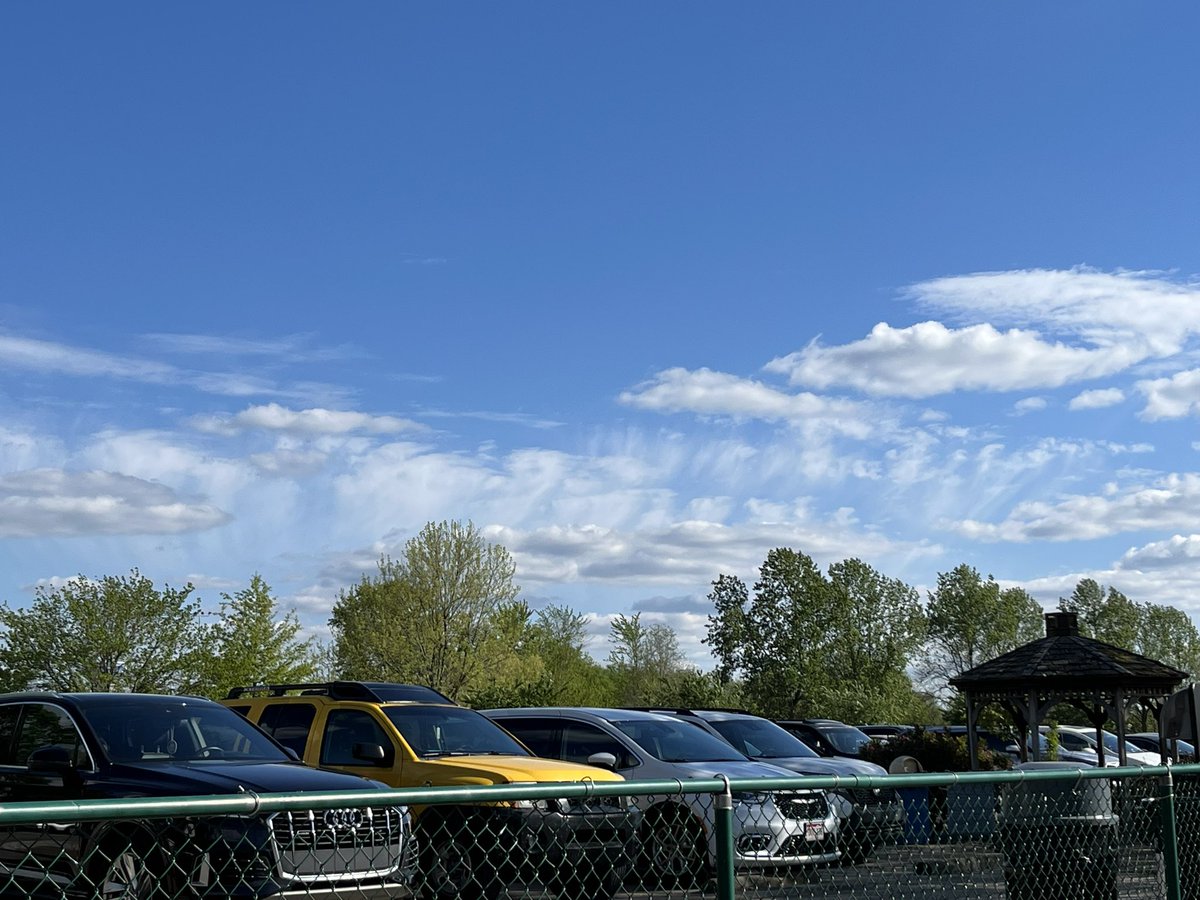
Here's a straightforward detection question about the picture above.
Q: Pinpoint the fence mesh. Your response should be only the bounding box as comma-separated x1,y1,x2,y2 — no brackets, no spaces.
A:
1,765,1196,899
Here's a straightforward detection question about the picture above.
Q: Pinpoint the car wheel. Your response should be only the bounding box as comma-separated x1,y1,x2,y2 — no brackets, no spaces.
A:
88,833,174,900
640,805,708,887
418,813,503,900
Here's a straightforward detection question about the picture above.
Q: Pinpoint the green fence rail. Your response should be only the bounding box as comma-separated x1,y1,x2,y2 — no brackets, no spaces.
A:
3,763,1200,899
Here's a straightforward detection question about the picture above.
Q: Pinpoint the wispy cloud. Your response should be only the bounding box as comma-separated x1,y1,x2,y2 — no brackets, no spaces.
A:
954,472,1200,542
141,332,365,363
192,403,425,436
1012,397,1047,415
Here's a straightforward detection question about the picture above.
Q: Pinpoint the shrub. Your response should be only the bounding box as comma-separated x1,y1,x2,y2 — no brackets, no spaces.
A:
860,728,1011,772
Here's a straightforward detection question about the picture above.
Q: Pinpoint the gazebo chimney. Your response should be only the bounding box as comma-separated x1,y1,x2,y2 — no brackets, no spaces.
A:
1045,611,1079,637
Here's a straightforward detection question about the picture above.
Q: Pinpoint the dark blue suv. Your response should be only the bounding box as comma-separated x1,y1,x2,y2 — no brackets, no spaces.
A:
0,692,413,898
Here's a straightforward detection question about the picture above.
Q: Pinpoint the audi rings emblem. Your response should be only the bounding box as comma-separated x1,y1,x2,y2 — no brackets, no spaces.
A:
324,808,365,831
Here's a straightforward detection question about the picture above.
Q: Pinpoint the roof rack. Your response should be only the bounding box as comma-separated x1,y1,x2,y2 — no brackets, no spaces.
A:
225,681,456,704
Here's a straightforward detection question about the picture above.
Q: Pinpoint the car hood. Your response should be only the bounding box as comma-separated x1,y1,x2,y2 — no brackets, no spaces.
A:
105,760,387,795
426,754,624,784
662,759,799,781
754,756,887,778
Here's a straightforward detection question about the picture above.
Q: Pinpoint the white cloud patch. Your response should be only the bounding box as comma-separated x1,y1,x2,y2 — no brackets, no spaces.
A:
767,322,1137,398
1069,388,1125,411
1138,369,1200,421
762,269,1200,399
954,472,1200,543
0,469,230,537
192,403,424,436
1013,397,1048,415
618,367,876,437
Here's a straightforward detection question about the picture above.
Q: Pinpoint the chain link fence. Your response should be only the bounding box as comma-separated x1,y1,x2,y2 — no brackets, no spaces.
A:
2,764,1198,899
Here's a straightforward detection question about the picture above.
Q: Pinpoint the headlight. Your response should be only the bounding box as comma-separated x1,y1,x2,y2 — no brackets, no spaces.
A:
731,791,770,807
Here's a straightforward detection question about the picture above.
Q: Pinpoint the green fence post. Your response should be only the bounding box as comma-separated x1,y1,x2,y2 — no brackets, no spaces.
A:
1162,767,1182,900
714,776,736,900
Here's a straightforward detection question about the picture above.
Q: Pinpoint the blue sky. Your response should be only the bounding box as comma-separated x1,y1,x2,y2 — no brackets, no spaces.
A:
4,3,1200,666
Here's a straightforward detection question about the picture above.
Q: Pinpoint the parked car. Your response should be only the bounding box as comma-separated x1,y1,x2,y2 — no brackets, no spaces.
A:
482,706,840,883
1007,730,1112,767
225,682,639,900
858,724,914,742
0,691,413,899
1046,725,1161,766
919,724,1015,756
1128,732,1195,760
775,719,876,759
638,708,902,863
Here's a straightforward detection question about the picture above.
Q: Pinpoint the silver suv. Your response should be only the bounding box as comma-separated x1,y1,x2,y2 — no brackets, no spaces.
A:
482,707,840,883
641,707,903,863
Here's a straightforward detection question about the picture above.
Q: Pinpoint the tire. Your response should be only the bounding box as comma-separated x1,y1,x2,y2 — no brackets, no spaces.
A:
639,805,708,888
417,813,503,900
84,832,176,900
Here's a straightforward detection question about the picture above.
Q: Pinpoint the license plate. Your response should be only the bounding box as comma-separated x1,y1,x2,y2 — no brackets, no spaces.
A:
805,822,826,840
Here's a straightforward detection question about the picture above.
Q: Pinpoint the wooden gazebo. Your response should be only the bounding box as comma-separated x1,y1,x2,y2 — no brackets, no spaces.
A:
949,610,1189,769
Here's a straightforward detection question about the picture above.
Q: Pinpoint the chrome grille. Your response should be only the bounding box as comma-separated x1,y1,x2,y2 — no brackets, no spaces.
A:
775,790,829,821
269,806,405,882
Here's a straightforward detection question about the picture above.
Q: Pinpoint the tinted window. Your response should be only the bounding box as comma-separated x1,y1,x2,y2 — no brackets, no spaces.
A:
78,697,287,763
562,723,637,769
257,703,316,757
0,705,20,765
494,718,560,758
386,706,528,758
817,725,872,755
709,718,819,759
610,718,745,763
15,704,89,768
321,709,394,767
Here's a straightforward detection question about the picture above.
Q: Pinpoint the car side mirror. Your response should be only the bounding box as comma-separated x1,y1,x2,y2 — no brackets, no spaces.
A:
27,745,75,771
587,751,618,770
353,742,387,765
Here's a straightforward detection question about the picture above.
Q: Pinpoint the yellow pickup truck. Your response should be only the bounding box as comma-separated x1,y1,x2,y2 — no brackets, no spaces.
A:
223,681,639,900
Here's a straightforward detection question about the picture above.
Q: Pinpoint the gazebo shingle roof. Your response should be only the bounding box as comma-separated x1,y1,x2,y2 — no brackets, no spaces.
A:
950,612,1188,694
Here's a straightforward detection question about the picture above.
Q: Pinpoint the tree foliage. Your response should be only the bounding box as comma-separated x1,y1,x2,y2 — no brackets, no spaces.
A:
920,564,1044,701
200,574,319,700
329,520,520,699
705,549,928,722
0,570,207,693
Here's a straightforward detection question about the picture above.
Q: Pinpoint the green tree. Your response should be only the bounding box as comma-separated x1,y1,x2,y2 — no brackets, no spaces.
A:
200,574,318,700
1059,579,1140,648
921,564,1044,702
706,550,928,722
329,520,520,699
0,569,207,693
607,612,687,705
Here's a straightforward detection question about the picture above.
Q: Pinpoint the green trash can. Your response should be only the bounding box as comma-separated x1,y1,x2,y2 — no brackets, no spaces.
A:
998,762,1119,900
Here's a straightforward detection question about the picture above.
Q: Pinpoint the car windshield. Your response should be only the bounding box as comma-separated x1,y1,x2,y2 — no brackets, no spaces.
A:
611,719,746,763
709,718,819,759
80,698,288,763
821,725,873,755
385,706,529,757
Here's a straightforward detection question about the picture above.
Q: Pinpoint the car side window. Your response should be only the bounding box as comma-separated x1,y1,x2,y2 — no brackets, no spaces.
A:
257,703,317,757
562,723,635,769
320,709,394,767
494,718,560,758
15,704,90,769
0,705,20,765
1058,732,1088,751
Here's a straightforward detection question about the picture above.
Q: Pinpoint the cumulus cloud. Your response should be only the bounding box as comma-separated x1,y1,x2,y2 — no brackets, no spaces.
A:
1069,388,1125,411
954,472,1200,542
760,269,1200,399
192,403,424,436
1138,369,1200,421
766,322,1137,398
0,469,230,537
618,367,876,436
1013,397,1048,415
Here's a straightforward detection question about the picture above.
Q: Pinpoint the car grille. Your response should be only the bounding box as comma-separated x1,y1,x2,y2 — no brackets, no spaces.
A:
774,790,829,821
269,806,406,881
848,786,897,805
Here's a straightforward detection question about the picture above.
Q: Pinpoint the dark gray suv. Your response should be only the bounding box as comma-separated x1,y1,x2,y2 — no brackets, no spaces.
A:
639,708,902,863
